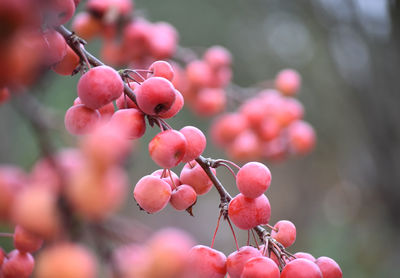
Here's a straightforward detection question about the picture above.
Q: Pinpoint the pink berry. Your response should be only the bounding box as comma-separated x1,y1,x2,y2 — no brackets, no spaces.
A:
64,104,101,135
73,97,114,118
271,220,296,248
77,65,123,109
170,184,197,210
294,252,316,262
187,245,227,278
241,257,280,278
109,108,146,139
45,0,76,27
186,60,212,88
13,225,43,253
281,258,322,278
149,130,187,169
210,113,248,147
315,256,342,278
275,69,301,96
287,121,316,155
228,193,271,230
204,45,232,69
133,175,171,213
43,29,67,66
179,126,207,163
158,89,184,119
149,22,178,60
180,161,216,195
2,250,34,278
236,162,271,198
148,60,174,81
135,77,176,116
193,88,226,116
226,246,261,278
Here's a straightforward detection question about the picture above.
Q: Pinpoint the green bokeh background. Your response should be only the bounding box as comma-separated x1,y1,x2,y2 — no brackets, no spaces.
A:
1,0,400,277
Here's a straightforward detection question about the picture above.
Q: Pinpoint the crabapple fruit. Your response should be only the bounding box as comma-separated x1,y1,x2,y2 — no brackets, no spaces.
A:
134,175,172,213
228,193,271,230
148,130,187,169
236,162,271,198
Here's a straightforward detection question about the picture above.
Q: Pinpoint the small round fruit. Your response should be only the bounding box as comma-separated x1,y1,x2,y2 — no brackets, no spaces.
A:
64,104,101,135
179,126,206,163
236,162,271,198
170,184,197,211
148,60,174,81
148,130,187,169
280,258,322,278
315,256,342,278
35,243,97,278
228,193,271,230
226,246,261,278
77,65,123,109
271,220,296,248
180,161,216,195
13,225,43,253
241,257,280,278
135,77,176,116
1,250,34,278
275,69,301,96
187,245,227,278
109,108,146,139
134,175,171,213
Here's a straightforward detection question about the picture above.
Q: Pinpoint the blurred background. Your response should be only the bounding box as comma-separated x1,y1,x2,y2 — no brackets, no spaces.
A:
1,0,399,277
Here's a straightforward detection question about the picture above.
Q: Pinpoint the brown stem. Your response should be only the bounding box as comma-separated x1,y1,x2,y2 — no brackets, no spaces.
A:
55,25,139,108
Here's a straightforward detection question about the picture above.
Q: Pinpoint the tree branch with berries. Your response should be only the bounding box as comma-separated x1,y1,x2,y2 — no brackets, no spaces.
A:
0,1,342,278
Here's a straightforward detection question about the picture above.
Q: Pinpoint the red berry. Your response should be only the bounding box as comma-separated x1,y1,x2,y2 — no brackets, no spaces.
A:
275,69,301,96
226,246,261,278
287,121,316,155
180,161,216,195
13,225,43,253
2,250,34,278
281,258,322,278
179,126,206,163
149,22,178,59
236,162,271,198
271,220,296,248
73,97,114,118
294,252,316,262
53,45,80,75
186,60,212,88
77,65,123,109
228,193,271,230
35,243,97,278
241,257,280,278
148,60,174,81
193,88,226,116
210,113,248,147
64,104,101,135
109,108,146,139
158,89,184,119
170,184,197,210
135,77,176,116
187,245,227,278
133,175,171,213
315,256,342,278
43,29,67,66
204,46,232,69
45,0,75,27
71,12,102,41
149,130,187,169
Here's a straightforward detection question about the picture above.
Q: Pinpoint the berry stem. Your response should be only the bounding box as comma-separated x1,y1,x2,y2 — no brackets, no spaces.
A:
211,211,223,248
0,232,13,237
226,216,239,251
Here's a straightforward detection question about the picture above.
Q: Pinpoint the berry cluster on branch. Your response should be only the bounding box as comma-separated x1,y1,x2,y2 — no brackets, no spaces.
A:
0,1,341,278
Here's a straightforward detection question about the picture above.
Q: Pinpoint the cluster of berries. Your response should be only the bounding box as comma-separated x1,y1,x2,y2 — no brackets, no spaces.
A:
211,69,316,161
72,0,178,67
173,46,232,116
0,0,81,94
